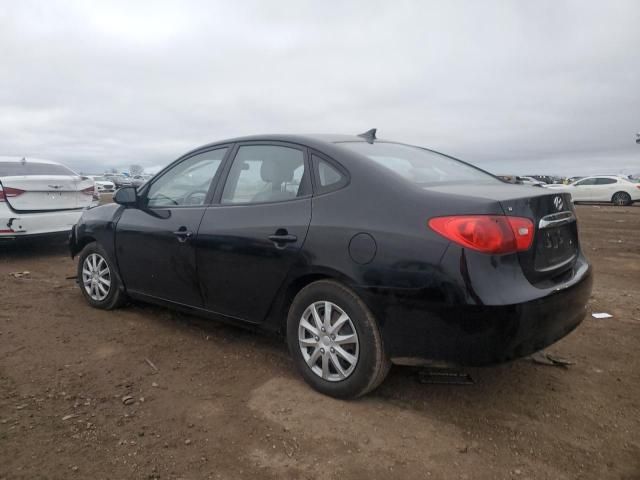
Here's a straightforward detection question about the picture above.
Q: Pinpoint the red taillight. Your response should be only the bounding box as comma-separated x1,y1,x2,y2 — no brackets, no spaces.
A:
81,186,95,196
428,215,534,254
0,185,25,202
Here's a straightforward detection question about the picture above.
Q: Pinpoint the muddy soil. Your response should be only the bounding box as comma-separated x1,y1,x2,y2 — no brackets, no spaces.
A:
1,205,638,479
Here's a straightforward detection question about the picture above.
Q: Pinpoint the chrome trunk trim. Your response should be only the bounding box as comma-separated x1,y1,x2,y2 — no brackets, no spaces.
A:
538,211,576,229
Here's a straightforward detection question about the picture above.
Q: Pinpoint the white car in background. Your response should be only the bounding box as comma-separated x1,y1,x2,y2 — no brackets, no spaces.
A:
0,157,97,239
517,176,545,187
88,175,116,193
544,175,640,206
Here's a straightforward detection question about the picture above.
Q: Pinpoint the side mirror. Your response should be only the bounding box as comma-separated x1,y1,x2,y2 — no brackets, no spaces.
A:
113,186,138,206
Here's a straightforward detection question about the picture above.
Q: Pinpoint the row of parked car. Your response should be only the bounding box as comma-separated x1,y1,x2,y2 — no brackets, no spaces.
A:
498,174,640,206
0,157,154,239
542,175,640,206
1,154,638,242
88,173,153,193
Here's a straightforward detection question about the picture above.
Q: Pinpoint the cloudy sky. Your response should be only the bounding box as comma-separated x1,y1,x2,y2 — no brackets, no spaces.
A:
1,0,639,176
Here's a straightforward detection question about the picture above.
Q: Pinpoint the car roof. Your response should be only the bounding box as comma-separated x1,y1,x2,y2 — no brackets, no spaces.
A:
192,133,369,152
582,175,625,179
0,156,63,165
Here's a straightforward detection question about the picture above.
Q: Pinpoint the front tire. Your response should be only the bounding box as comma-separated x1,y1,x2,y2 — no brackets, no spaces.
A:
612,191,632,206
77,242,126,309
287,280,390,399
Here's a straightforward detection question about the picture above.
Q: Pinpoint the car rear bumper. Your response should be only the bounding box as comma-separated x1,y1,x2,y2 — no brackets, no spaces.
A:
0,207,84,239
358,258,593,366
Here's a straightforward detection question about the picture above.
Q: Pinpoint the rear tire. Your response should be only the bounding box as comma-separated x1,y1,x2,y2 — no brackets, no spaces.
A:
612,191,632,206
77,242,126,310
287,280,390,399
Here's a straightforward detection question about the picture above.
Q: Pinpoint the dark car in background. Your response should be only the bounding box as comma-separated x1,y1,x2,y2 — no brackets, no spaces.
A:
69,130,592,398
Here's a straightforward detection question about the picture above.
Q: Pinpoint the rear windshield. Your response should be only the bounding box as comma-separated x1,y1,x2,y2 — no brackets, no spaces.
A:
0,161,76,177
338,142,500,185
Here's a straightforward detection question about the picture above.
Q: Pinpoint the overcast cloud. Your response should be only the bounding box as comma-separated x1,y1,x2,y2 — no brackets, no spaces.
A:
1,0,639,176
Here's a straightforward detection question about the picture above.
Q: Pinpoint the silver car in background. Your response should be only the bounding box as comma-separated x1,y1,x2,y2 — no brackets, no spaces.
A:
0,157,96,239
88,175,116,193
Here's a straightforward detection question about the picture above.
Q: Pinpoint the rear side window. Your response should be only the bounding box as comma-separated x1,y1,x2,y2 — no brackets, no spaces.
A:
595,178,617,185
575,178,597,186
221,145,307,204
0,161,76,176
312,155,348,193
338,142,500,185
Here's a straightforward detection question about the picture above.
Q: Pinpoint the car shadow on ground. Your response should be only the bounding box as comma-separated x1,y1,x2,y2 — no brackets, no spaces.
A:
0,236,69,259
126,296,564,410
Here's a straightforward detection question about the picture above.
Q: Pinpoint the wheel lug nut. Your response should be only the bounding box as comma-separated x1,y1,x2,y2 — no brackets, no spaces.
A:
320,348,325,354
330,335,335,340
314,336,319,341
321,327,326,332
330,347,335,353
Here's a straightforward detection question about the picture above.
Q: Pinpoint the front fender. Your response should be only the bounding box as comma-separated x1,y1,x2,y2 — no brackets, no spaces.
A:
67,203,123,260
69,224,79,258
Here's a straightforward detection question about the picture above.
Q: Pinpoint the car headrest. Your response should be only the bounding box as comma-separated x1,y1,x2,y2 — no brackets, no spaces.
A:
260,158,294,184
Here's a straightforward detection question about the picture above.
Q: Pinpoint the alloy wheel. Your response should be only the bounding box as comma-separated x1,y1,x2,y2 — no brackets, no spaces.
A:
613,192,630,206
298,301,359,382
82,253,111,301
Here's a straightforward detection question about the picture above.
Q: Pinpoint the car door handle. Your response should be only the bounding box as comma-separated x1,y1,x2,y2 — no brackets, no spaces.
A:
268,233,297,244
173,228,193,243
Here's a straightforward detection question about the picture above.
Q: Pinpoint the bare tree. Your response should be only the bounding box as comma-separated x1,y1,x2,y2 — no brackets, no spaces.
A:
130,164,144,176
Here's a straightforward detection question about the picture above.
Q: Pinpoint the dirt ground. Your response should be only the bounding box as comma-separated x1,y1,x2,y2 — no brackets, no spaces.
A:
1,205,638,480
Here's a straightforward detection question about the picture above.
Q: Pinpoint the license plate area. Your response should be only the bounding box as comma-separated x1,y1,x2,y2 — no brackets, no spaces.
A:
534,224,578,272
48,192,63,200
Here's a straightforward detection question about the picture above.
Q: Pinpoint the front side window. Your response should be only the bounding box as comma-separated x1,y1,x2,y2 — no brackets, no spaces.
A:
222,145,306,204
338,142,500,185
146,148,227,207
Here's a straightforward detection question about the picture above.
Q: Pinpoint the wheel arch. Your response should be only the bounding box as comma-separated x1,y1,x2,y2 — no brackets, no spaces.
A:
73,235,96,256
611,190,632,205
264,268,361,335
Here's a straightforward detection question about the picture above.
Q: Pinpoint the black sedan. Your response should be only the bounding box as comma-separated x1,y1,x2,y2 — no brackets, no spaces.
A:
69,130,592,398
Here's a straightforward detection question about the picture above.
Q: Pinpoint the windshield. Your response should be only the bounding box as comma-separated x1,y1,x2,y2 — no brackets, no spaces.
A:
0,161,76,177
338,142,500,185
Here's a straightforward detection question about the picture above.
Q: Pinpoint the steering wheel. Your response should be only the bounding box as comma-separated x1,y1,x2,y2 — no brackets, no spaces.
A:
183,190,209,205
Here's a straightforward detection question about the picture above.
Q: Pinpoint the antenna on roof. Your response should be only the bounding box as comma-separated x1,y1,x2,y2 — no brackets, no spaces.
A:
357,128,377,144
20,157,26,165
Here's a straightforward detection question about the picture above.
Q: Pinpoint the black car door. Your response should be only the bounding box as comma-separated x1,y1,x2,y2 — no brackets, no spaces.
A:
196,142,312,323
115,147,230,306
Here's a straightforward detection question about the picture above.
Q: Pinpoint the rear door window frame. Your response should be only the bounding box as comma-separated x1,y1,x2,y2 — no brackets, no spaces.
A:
211,141,312,205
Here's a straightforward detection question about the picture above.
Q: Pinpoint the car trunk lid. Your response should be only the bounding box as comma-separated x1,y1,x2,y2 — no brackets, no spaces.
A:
501,191,578,284
0,175,94,212
423,184,578,284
